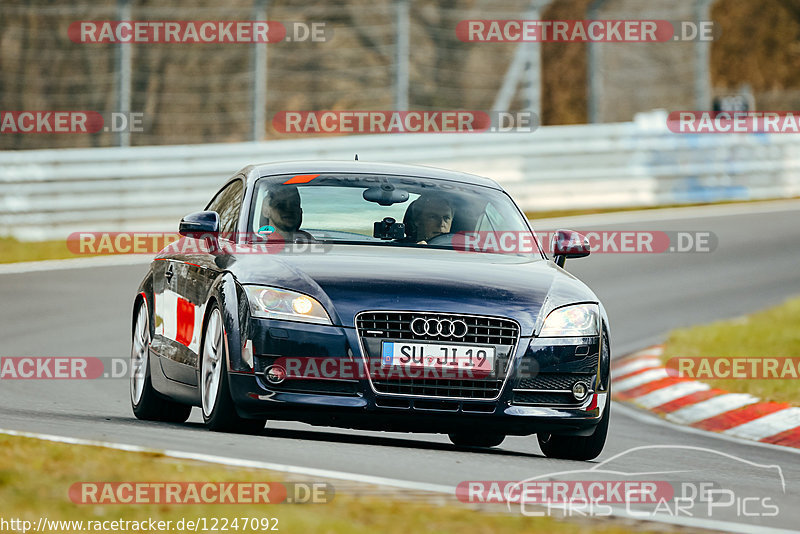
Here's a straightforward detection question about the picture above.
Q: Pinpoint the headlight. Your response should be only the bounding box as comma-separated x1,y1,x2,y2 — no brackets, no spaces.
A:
539,304,599,337
245,286,331,325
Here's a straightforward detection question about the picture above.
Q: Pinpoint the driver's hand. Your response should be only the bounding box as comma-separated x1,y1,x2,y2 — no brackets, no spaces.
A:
416,240,427,245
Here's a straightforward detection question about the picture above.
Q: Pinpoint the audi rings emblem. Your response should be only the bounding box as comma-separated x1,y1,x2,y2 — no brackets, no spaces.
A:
410,317,468,338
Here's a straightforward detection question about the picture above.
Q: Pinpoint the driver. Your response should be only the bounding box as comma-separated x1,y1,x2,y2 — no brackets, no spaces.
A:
404,194,454,244
259,185,314,243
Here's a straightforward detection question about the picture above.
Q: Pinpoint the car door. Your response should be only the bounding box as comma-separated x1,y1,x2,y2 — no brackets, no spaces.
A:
156,178,245,385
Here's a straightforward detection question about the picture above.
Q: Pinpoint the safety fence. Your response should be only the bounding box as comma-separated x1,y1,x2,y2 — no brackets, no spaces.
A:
2,111,799,240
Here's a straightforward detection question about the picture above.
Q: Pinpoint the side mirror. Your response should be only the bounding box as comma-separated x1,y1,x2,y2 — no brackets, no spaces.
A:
179,211,220,236
179,211,223,255
551,229,590,267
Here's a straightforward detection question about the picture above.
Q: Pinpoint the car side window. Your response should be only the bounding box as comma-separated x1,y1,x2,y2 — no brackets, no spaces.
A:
207,179,244,239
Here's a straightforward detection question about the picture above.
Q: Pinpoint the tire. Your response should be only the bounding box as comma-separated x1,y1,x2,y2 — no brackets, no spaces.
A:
130,299,192,423
200,304,266,434
449,432,505,448
537,391,610,461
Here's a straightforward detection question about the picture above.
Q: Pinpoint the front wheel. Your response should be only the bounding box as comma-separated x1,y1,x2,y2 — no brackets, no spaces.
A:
537,392,610,461
449,432,505,448
130,300,191,423
201,304,265,434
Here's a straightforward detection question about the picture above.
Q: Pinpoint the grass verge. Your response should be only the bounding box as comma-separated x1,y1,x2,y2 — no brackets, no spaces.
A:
0,236,93,264
525,196,798,221
660,296,800,405
0,433,655,534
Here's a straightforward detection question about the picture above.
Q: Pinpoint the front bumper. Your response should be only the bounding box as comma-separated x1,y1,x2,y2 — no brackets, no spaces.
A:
230,317,609,437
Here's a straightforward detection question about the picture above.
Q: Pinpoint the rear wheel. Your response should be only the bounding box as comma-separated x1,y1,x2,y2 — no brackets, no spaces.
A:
201,305,265,434
448,432,505,448
537,392,610,461
130,300,191,423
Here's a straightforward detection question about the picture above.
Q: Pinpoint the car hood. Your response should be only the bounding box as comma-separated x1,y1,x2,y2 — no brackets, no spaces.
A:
230,245,597,335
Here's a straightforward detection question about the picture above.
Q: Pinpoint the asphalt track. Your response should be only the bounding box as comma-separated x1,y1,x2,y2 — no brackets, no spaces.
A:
1,200,799,532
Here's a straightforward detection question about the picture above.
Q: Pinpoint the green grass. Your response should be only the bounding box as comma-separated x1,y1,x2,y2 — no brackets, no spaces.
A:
661,296,800,405
0,434,660,534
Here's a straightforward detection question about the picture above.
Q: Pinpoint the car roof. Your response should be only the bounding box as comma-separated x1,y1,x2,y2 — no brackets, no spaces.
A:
239,160,503,190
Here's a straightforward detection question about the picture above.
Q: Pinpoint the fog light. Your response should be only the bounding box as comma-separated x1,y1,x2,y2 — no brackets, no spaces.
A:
265,365,286,384
572,381,589,401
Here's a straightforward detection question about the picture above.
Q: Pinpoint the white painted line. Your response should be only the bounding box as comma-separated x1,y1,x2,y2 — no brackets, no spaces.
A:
0,255,151,275
634,381,711,409
612,357,662,378
530,198,800,230
724,408,800,442
0,428,453,494
613,401,800,457
613,368,670,392
666,393,760,425
2,426,795,534
604,505,798,534
630,346,664,357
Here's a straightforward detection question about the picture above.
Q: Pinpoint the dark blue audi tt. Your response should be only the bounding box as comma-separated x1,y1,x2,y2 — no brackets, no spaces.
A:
130,161,611,460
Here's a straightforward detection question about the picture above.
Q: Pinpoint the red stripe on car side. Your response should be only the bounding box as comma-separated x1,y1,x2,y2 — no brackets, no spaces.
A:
175,297,195,347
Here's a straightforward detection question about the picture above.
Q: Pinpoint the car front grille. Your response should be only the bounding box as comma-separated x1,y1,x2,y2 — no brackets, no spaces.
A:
371,378,504,399
516,373,595,391
512,372,595,407
356,311,520,400
512,391,580,405
357,311,519,346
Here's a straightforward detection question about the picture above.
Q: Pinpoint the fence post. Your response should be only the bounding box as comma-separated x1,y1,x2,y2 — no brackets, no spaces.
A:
115,0,132,146
587,0,607,123
394,0,410,111
694,0,714,110
251,0,268,141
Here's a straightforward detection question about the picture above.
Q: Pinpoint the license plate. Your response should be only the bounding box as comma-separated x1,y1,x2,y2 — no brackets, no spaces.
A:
381,342,495,372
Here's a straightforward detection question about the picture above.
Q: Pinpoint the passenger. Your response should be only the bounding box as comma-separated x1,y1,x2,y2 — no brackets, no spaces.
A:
259,185,314,243
402,194,454,244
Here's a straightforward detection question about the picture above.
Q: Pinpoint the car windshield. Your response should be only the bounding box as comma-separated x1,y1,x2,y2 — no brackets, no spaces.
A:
247,173,541,256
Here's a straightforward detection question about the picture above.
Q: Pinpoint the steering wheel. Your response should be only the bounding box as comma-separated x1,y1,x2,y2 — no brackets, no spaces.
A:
425,232,455,247
291,231,317,244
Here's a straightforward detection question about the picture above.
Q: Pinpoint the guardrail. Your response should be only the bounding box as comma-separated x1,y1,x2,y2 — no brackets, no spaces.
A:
2,111,799,240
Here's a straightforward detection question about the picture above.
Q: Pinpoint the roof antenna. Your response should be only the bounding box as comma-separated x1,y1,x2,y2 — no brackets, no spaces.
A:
354,154,359,161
